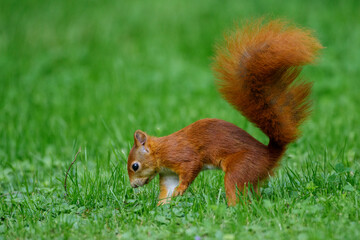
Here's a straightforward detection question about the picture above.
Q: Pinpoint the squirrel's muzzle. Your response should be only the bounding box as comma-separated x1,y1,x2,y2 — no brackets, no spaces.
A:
130,177,149,188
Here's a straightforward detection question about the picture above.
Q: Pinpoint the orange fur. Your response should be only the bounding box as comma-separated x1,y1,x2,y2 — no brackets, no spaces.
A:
127,19,322,206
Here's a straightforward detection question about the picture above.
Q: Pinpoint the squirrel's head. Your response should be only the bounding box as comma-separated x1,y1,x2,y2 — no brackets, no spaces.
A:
127,130,158,188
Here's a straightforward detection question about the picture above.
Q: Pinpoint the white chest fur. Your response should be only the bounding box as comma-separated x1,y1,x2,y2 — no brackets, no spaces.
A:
159,168,179,197
159,164,219,197
162,174,179,197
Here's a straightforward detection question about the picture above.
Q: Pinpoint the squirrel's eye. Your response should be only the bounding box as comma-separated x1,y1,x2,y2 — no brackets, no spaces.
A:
132,163,139,172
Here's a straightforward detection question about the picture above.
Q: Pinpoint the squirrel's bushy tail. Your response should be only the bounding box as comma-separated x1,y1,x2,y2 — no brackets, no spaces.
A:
213,19,322,148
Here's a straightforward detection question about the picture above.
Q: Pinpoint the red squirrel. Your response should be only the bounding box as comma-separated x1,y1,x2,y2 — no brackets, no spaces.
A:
127,19,322,206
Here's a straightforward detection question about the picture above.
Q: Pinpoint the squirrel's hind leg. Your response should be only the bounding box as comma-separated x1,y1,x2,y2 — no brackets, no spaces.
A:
222,152,260,206
224,173,258,206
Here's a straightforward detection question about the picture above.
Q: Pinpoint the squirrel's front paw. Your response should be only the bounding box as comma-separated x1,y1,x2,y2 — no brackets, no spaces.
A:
157,198,170,206
172,186,186,197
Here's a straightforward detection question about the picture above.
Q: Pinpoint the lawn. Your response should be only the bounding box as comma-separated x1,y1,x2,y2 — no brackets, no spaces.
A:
1,0,360,239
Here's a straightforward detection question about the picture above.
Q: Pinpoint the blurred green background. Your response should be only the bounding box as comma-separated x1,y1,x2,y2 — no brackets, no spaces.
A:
1,0,360,239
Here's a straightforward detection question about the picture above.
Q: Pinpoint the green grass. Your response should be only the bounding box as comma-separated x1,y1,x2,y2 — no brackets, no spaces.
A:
1,0,360,239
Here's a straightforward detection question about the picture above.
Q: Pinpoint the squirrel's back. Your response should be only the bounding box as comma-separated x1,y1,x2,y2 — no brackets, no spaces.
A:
213,19,322,147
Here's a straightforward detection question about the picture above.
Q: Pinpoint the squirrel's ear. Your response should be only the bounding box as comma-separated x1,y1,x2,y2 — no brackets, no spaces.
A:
134,130,147,146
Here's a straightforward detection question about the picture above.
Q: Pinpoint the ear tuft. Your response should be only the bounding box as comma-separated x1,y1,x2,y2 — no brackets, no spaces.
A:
134,130,147,146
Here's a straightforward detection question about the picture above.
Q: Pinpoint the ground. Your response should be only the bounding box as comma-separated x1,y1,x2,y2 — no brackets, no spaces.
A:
1,0,360,239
